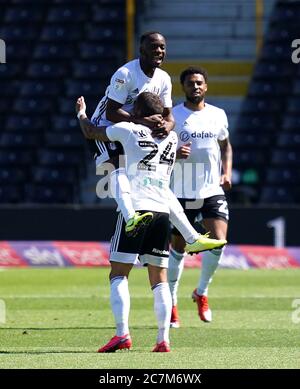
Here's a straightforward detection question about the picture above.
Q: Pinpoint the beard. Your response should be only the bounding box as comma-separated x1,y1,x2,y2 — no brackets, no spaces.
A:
186,94,204,104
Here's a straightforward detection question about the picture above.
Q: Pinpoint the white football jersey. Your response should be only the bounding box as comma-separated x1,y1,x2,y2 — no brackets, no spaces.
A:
106,122,178,213
171,103,229,199
91,59,172,126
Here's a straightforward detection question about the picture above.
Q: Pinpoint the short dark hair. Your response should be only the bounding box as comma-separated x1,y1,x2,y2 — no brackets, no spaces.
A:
135,92,164,117
140,31,164,45
180,67,208,84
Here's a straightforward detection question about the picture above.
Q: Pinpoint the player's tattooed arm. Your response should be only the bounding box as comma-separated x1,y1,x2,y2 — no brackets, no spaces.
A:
76,96,110,141
219,137,233,191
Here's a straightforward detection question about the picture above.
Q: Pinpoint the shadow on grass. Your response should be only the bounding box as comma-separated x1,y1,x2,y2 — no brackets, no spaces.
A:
0,350,96,354
0,326,157,330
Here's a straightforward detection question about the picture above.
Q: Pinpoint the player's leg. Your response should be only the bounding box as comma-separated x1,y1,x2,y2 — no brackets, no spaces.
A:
100,149,153,236
168,189,199,243
140,212,171,352
168,231,185,328
192,196,229,322
147,265,171,352
98,214,141,352
98,261,133,352
168,189,227,252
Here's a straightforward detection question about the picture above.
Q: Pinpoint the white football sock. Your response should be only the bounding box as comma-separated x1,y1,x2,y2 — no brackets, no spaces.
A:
167,248,185,306
168,189,199,243
110,168,135,222
197,248,223,296
152,282,172,344
110,276,130,336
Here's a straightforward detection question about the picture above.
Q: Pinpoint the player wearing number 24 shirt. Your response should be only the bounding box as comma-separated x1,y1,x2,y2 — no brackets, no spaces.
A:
76,91,226,353
77,92,176,353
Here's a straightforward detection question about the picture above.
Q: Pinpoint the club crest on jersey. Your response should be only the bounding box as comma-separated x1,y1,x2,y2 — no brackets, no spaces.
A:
137,129,147,138
114,78,125,90
180,131,190,142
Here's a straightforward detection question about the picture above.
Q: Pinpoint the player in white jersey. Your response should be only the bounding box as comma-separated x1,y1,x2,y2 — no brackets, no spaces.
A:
168,67,233,328
88,32,174,233
82,32,225,252
76,92,226,353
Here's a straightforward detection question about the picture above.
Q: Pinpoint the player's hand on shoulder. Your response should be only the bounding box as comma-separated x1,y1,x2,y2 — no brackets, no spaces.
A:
176,142,192,159
220,174,232,191
141,114,165,129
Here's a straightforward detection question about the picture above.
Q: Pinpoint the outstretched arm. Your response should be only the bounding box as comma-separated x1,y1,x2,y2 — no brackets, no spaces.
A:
106,98,174,138
76,96,110,142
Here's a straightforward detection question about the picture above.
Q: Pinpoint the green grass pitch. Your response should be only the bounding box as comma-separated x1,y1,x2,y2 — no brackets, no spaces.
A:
0,267,300,369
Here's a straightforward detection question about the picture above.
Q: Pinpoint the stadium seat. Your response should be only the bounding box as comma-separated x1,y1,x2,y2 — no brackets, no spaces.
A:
282,115,300,131
5,43,32,59
0,25,37,41
65,80,105,98
25,184,75,203
265,27,299,43
260,186,295,204
33,43,74,60
51,115,79,132
37,149,83,166
45,133,83,147
85,25,123,41
72,61,112,79
248,81,290,96
78,42,122,60
236,114,278,132
2,80,21,97
241,98,280,113
277,133,300,147
46,7,87,22
27,63,67,78
41,25,82,41
287,97,300,113
20,81,61,96
253,62,293,79
92,5,125,22
4,7,43,22
292,79,300,95
0,167,27,184
270,4,300,23
13,98,53,114
32,166,77,184
260,44,291,60
234,150,265,166
58,96,99,116
271,149,300,165
0,132,39,148
230,133,270,148
265,168,299,185
0,185,24,203
0,150,33,166
6,115,45,131
58,97,76,114
0,63,23,78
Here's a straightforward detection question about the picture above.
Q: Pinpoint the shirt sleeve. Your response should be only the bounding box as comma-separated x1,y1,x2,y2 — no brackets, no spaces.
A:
107,67,132,105
217,109,229,141
106,122,132,145
160,74,173,108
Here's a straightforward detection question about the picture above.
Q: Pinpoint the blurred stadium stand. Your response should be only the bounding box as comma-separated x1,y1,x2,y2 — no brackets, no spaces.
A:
232,0,300,204
0,0,126,204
